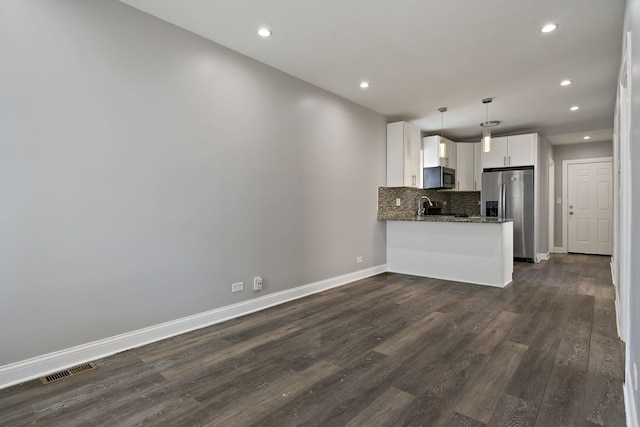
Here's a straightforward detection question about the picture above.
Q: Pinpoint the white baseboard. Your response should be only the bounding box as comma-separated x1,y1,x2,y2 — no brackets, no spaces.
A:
554,246,566,253
625,370,639,427
611,259,623,340
536,252,550,262
0,264,387,390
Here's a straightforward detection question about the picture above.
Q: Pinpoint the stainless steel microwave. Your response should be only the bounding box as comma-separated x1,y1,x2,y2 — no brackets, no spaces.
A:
423,166,455,189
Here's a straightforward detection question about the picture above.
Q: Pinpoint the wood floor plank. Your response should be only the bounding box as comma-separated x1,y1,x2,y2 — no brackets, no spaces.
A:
577,276,597,296
374,311,446,356
393,348,486,426
160,323,301,380
466,310,520,355
582,333,626,426
344,386,416,427
203,360,340,426
487,393,535,427
454,340,529,424
0,253,625,426
533,318,592,427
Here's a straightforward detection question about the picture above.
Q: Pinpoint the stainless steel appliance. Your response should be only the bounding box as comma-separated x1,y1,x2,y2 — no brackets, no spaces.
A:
423,166,455,189
482,167,534,262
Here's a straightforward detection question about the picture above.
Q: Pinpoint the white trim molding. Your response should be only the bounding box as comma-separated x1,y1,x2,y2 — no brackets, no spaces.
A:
553,246,566,253
536,252,550,262
0,264,387,390
625,369,639,427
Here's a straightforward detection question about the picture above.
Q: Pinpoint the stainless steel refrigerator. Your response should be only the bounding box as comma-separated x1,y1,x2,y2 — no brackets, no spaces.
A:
482,167,535,262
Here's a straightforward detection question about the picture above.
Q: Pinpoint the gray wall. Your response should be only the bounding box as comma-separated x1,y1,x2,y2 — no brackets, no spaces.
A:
0,1,387,365
623,0,640,419
552,141,613,249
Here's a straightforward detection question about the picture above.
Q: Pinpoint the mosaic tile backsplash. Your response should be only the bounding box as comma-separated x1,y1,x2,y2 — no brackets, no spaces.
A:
378,187,480,219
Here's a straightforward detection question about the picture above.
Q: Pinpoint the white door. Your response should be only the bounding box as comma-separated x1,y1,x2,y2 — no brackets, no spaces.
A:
567,161,613,255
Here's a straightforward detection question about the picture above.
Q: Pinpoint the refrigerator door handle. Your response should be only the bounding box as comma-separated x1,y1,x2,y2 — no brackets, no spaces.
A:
501,183,506,219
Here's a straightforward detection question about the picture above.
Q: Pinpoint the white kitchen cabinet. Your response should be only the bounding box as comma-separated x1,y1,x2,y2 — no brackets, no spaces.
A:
481,133,536,168
423,136,456,169
454,142,482,191
387,121,422,187
455,142,474,191
507,134,536,167
473,142,482,191
482,136,508,169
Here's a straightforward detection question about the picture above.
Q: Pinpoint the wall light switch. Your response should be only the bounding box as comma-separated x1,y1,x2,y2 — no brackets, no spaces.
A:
395,198,401,207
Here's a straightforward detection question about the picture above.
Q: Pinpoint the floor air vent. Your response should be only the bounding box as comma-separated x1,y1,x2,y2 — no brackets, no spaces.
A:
40,362,97,385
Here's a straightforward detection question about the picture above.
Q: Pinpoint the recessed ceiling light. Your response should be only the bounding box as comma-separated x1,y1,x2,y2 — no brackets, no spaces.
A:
359,81,371,89
560,80,573,86
257,27,272,37
570,106,580,111
583,136,591,140
540,23,558,33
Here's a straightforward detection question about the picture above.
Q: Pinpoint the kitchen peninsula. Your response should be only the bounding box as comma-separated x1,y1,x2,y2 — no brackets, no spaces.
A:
379,187,513,288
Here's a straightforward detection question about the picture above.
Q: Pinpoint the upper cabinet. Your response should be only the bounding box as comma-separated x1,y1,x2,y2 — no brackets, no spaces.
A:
473,142,482,191
423,136,456,168
507,134,536,166
387,121,422,187
482,136,508,169
481,133,537,169
456,142,482,191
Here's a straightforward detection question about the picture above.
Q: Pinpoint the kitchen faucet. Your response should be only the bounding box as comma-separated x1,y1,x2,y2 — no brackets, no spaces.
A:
417,195,433,216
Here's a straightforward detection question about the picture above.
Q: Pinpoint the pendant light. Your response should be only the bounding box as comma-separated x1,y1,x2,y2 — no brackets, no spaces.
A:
480,98,500,153
438,107,447,158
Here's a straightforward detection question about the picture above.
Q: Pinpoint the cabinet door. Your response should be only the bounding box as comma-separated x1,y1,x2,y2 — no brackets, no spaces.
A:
456,143,474,191
409,124,422,187
386,122,405,186
422,135,440,167
447,139,457,169
507,134,535,167
482,136,508,168
402,123,414,186
473,142,482,191
435,138,456,168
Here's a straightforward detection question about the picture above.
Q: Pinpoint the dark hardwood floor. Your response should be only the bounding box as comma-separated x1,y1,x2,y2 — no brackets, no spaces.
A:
0,254,626,426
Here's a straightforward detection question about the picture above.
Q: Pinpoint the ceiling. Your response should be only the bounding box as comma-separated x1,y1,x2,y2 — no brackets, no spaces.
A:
119,0,625,145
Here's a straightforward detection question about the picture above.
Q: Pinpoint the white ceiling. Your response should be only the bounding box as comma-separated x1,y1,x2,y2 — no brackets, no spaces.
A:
119,0,624,145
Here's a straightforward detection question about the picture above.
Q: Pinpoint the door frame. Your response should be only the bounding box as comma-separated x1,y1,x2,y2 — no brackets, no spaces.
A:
548,158,554,254
561,157,613,253
615,31,632,345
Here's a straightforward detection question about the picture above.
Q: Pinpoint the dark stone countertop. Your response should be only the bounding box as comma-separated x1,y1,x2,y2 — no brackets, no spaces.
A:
377,214,512,223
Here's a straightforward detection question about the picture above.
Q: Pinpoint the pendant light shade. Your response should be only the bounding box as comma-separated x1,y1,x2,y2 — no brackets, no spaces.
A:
480,98,500,153
438,107,447,158
483,129,492,153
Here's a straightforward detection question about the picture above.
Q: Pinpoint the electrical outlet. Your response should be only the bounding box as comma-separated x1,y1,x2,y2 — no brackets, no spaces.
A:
356,256,363,263
231,282,243,293
478,200,481,206
253,276,263,291
443,201,447,206
395,198,401,207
